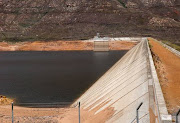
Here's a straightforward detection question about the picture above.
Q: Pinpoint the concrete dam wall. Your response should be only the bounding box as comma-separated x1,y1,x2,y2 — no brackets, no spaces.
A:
72,39,171,123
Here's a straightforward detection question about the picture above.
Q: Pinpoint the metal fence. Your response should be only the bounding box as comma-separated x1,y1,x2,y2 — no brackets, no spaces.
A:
1,101,179,123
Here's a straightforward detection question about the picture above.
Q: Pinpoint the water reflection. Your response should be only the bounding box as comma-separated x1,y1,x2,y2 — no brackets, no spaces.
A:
0,51,127,106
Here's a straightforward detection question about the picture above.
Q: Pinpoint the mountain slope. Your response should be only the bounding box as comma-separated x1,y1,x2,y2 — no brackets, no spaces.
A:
0,0,180,43
123,0,176,7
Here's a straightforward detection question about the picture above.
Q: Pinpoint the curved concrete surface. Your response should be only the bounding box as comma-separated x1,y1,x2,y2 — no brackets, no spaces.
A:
72,38,172,123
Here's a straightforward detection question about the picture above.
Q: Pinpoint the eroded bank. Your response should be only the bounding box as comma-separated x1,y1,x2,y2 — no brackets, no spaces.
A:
0,40,137,51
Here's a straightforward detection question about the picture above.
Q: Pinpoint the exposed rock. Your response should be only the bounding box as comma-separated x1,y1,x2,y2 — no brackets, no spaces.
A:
149,17,180,27
124,0,175,7
0,95,13,105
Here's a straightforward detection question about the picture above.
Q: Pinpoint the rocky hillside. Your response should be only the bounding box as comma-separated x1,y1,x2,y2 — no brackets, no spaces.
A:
123,0,176,7
0,0,180,43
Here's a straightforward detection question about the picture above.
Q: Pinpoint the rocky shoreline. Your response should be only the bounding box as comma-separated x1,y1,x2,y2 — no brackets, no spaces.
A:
0,95,13,105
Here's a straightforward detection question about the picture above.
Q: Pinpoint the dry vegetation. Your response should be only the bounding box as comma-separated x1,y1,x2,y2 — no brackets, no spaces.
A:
0,0,180,43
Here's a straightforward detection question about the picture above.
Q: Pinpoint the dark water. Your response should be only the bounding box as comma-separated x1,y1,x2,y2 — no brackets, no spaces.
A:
0,51,127,107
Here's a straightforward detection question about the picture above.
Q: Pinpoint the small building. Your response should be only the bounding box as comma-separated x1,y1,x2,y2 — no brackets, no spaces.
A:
93,34,109,51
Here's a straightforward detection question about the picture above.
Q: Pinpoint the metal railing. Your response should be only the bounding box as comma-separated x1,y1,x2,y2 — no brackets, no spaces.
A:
131,102,143,123
176,109,180,123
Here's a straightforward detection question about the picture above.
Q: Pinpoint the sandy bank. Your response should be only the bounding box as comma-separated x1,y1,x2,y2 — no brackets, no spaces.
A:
0,105,114,123
0,40,137,51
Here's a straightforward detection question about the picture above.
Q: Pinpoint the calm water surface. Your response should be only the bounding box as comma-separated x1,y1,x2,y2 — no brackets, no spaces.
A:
0,51,127,106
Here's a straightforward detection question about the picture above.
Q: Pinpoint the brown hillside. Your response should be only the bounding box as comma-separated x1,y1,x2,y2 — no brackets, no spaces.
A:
0,0,179,43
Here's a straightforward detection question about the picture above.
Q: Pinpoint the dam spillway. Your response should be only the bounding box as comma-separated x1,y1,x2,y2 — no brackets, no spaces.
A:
72,39,172,123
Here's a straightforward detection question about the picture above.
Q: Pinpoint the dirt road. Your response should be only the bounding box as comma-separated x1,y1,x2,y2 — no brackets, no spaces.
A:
149,38,180,114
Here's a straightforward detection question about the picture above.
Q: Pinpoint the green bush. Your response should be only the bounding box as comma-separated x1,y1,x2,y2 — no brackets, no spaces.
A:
162,40,180,52
117,0,127,8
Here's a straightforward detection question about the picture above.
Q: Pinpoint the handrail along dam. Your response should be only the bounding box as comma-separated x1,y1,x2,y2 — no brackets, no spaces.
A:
72,38,172,123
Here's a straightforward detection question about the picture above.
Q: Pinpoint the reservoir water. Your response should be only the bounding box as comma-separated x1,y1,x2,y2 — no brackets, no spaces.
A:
0,51,127,107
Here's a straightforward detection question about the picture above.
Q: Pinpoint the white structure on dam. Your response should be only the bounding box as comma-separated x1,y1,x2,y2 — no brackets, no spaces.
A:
72,38,172,123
